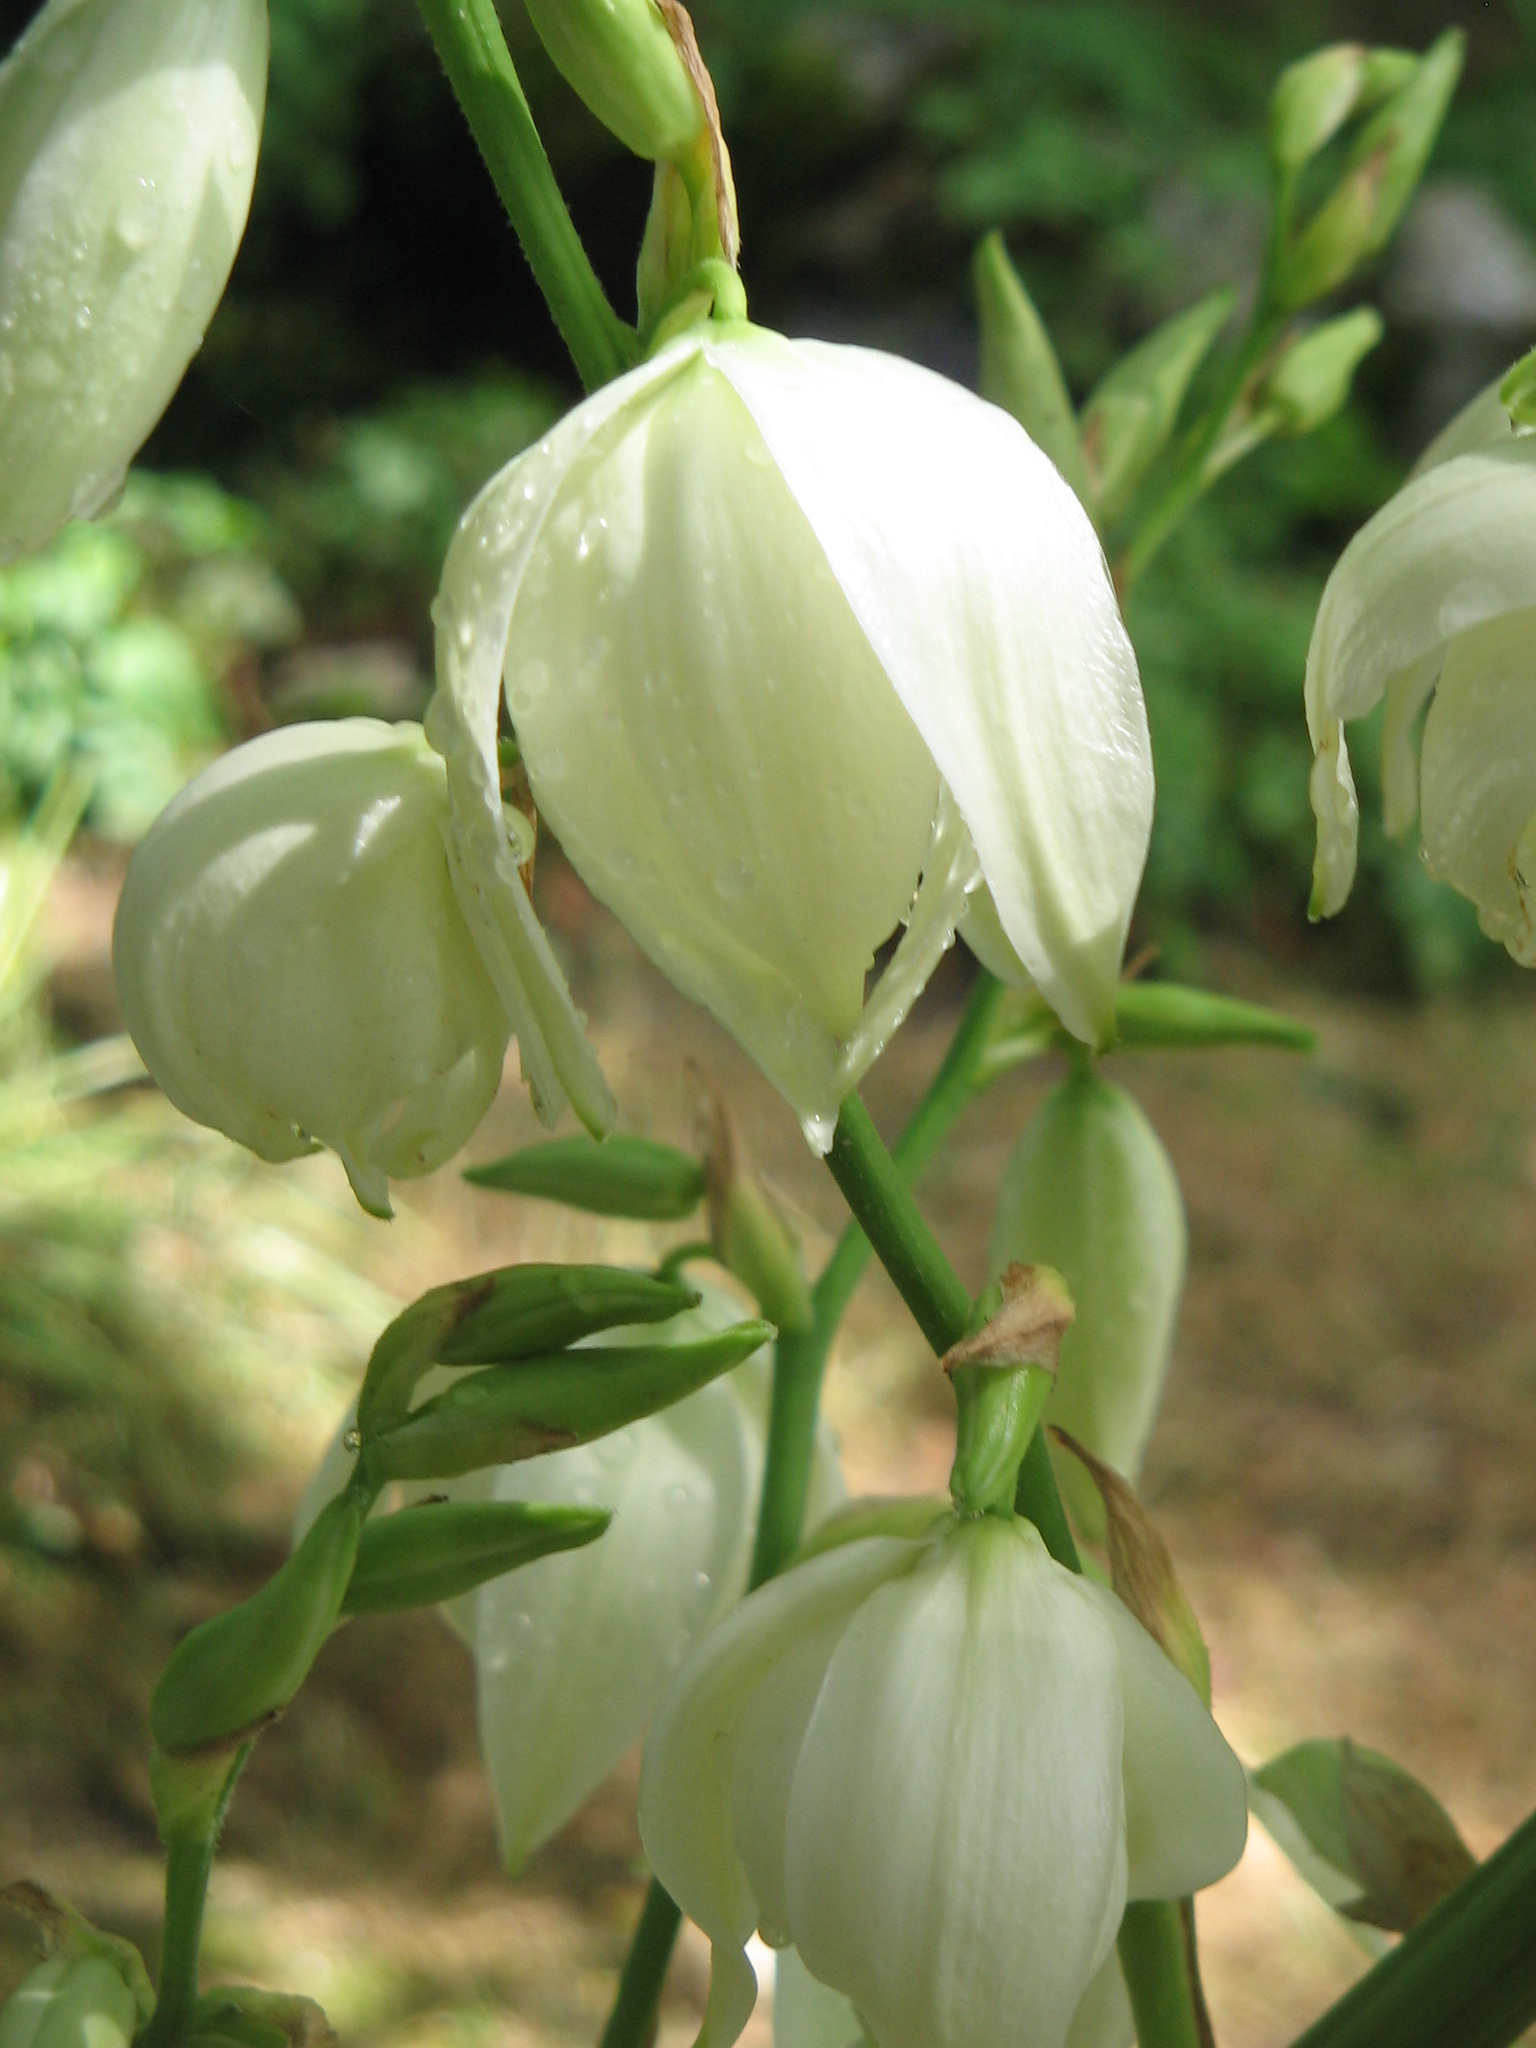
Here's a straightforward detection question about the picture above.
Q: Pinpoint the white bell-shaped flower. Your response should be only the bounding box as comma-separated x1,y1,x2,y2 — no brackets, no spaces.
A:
639,1512,1247,2048
114,718,610,1217
0,0,268,562
1305,371,1536,961
431,324,1151,1148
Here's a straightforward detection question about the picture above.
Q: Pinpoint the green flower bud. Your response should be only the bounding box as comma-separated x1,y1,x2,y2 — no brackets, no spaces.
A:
464,1134,706,1218
1079,289,1234,522
0,1955,137,2048
0,0,268,562
523,0,704,162
989,1069,1186,1543
114,719,517,1218
1260,308,1383,438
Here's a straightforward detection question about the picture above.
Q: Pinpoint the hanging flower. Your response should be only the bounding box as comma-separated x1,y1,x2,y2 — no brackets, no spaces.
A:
114,718,611,1218
295,1285,843,1868
431,324,1151,1148
639,1512,1247,2048
0,0,268,562
1305,371,1536,961
771,1944,1131,2048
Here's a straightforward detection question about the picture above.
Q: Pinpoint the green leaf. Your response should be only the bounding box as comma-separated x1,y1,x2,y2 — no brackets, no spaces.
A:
366,1320,775,1481
1081,289,1235,521
342,1499,611,1613
973,231,1092,505
356,1263,699,1437
464,1134,706,1219
1252,1738,1477,1935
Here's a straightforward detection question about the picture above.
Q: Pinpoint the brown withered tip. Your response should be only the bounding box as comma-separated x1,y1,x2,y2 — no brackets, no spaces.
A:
657,0,740,264
941,1261,1075,1375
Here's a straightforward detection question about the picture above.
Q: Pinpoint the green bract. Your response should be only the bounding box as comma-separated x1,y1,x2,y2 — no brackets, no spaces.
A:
639,1513,1247,2048
0,0,268,562
431,324,1151,1148
113,718,607,1217
1304,370,1536,964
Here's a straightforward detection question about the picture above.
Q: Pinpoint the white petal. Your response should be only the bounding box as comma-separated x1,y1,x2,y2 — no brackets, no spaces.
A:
1419,606,1536,964
493,344,945,1139
1065,1954,1135,2048
773,1948,867,2048
1307,716,1359,921
429,360,706,1135
1379,652,1442,838
784,1520,1127,2048
0,0,267,561
1083,1583,1248,1900
639,1538,919,2048
1411,378,1521,476
711,331,1152,1046
1305,441,1536,742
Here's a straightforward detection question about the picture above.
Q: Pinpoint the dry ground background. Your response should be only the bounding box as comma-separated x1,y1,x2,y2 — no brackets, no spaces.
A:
2,854,1534,2047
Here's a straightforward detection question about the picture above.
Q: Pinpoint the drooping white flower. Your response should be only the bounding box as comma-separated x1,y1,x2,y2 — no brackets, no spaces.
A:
295,1286,843,1869
1305,371,1536,961
0,0,268,562
771,1944,1132,2048
114,718,611,1217
431,324,1151,1148
639,1512,1247,2048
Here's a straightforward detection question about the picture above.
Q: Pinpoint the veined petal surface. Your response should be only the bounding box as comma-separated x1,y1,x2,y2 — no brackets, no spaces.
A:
784,1519,1126,2048
712,330,1151,1046
1084,1582,1248,1900
640,1537,921,2048
1419,607,1536,964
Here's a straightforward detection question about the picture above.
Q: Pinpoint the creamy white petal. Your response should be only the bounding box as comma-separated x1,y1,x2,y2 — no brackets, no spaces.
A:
711,330,1151,1046
493,345,944,1141
1065,1954,1135,2048
429,362,705,1135
1411,378,1522,477
773,1948,867,2048
640,1537,920,2048
1307,716,1360,920
0,0,267,562
1419,606,1536,964
1305,442,1536,743
1084,1583,1248,1900
959,883,1035,987
784,1520,1127,2048
1379,652,1442,838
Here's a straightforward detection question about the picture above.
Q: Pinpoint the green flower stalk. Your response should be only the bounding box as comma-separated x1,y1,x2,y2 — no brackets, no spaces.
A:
0,0,268,562
113,718,610,1217
431,325,1151,1150
639,1513,1247,2048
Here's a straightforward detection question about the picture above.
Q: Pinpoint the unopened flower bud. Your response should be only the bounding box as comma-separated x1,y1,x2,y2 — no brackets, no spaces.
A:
989,1069,1186,1541
1259,308,1383,438
114,719,558,1217
523,0,705,162
0,0,268,562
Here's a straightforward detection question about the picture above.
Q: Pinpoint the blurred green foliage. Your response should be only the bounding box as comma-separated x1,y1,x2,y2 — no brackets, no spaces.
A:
0,478,297,841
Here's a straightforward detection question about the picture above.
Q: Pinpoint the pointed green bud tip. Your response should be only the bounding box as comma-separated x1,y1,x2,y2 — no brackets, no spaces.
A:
365,1319,774,1481
464,1135,706,1219
0,0,268,565
150,1494,363,1755
1110,980,1315,1052
1499,345,1536,429
114,721,512,1219
1262,307,1383,437
342,1499,611,1614
698,1077,814,1333
523,0,706,163
973,232,1091,505
1271,45,1372,170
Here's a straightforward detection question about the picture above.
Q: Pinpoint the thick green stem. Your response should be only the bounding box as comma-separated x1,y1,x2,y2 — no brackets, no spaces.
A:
748,974,1007,1587
1118,1901,1210,2048
1288,1807,1536,2048
137,1834,216,2048
414,0,636,392
598,1880,683,2048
